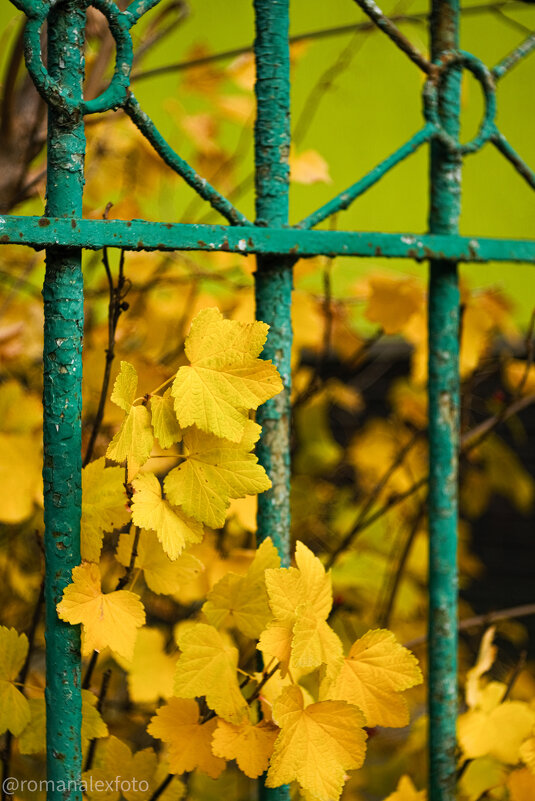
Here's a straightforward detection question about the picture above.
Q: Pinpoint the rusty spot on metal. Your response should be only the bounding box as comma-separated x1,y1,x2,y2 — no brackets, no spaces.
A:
38,217,51,227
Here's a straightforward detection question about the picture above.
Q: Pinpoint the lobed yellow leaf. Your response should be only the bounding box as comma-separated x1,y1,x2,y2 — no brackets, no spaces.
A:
81,458,130,562
117,529,203,596
265,685,367,801
57,563,145,660
174,622,248,723
164,422,271,529
148,697,225,778
151,390,182,449
212,718,279,779
106,404,154,482
83,735,183,801
203,537,279,638
0,626,30,736
458,757,507,801
131,472,203,560
458,698,535,764
325,629,423,728
171,308,282,442
111,361,139,412
259,542,343,676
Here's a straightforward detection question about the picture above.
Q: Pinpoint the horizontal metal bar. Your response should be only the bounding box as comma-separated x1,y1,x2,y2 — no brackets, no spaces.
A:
1,216,535,262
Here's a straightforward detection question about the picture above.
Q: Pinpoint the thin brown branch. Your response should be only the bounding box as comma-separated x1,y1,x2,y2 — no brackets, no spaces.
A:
325,431,423,569
405,603,535,649
83,236,129,466
83,668,112,771
130,3,521,83
377,496,427,628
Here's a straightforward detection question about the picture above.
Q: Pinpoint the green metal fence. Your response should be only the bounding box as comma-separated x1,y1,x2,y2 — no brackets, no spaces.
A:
2,0,535,799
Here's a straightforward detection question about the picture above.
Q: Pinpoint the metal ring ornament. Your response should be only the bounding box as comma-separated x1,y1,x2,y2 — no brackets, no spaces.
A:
423,50,497,155
23,0,133,115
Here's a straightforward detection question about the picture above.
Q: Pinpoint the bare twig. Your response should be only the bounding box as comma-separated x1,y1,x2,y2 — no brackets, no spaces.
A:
405,603,535,649
84,226,129,466
325,431,423,569
83,668,112,771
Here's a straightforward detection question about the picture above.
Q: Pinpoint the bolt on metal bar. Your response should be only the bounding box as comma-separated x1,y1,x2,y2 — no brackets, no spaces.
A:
42,1,85,799
253,0,292,797
428,0,461,799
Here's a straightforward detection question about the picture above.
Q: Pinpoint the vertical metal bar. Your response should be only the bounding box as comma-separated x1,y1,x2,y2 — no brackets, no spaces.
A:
253,2,291,800
428,2,461,800
253,0,292,567
43,2,85,799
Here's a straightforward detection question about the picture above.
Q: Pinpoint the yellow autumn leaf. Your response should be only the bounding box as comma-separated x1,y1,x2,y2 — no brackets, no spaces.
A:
289,148,332,184
259,541,343,676
364,275,423,335
458,696,535,764
57,562,145,660
325,629,423,728
117,528,203,595
81,458,130,562
171,308,282,442
131,472,203,560
111,360,138,411
174,622,248,723
382,775,426,801
458,757,507,801
164,421,271,529
114,627,176,705
0,626,30,736
107,361,154,481
465,626,497,709
148,697,226,778
265,685,367,801
18,690,108,755
83,735,184,801
508,768,535,801
212,718,279,779
151,390,182,449
203,537,280,638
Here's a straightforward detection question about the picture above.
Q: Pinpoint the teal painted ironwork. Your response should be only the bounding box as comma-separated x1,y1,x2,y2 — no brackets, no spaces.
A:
427,1,461,799
253,2,292,799
4,0,535,800
7,215,535,261
42,1,85,799
253,0,292,568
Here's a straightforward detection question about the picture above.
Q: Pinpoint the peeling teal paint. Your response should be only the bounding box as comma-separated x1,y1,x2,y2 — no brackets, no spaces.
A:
4,1,535,800
253,3,291,800
427,2,461,800
4,216,535,262
42,2,85,799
